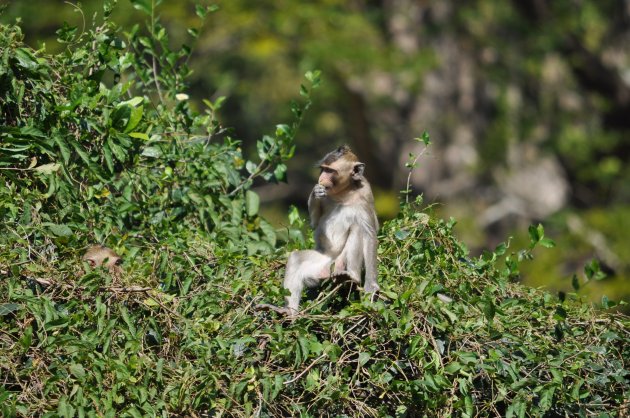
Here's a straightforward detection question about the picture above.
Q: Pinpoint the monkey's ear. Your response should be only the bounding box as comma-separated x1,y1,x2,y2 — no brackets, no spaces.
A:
352,162,365,180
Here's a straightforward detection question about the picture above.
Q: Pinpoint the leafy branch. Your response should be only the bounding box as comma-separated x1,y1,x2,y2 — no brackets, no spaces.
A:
402,131,431,203
229,70,322,196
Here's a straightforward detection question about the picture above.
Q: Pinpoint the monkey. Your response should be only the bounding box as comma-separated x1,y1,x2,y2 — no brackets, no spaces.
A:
282,145,379,316
83,245,123,275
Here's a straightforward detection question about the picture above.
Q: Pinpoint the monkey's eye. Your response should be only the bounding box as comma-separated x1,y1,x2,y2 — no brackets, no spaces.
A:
321,166,337,175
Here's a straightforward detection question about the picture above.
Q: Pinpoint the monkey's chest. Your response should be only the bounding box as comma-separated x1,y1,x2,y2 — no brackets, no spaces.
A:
315,207,356,256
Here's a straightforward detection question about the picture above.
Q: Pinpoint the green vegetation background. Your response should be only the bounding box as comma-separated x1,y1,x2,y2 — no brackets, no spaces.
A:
4,0,628,307
0,1,629,416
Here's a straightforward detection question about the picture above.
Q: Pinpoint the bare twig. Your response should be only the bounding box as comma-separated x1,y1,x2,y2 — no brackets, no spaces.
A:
404,142,430,204
284,353,327,385
99,286,152,292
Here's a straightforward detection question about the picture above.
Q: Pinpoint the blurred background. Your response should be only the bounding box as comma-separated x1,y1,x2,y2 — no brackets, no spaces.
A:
2,0,629,308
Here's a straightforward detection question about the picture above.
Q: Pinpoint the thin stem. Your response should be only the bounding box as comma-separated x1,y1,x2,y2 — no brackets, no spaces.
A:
405,144,429,204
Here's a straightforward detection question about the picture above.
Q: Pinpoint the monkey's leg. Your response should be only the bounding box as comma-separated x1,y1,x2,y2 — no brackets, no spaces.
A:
284,250,332,315
363,233,380,293
332,227,363,284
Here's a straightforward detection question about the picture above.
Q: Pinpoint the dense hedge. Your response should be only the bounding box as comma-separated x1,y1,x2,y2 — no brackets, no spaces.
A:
1,5,628,417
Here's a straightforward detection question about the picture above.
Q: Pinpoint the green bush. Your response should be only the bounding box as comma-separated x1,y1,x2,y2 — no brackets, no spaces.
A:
1,5,628,417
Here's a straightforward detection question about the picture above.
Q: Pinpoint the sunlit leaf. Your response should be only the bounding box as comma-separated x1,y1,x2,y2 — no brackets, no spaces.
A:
246,190,260,217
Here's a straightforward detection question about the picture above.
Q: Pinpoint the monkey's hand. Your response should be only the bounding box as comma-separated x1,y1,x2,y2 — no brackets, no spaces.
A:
255,303,296,317
313,184,327,199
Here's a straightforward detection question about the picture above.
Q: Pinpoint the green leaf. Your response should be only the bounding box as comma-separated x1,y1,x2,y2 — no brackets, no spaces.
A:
141,146,162,158
571,274,580,291
111,105,132,131
305,70,322,88
57,396,73,418
195,4,209,18
394,229,410,240
130,0,151,15
122,97,143,107
358,352,371,367
19,325,32,349
245,191,260,217
53,134,72,164
528,224,541,244
274,163,287,182
416,130,431,146
69,138,106,180
538,385,556,412
124,105,144,133
111,97,144,133
444,361,462,374
103,143,115,173
203,96,226,111
506,400,526,418
129,132,149,140
483,298,496,322
554,306,567,321
56,22,78,43
0,303,21,316
47,223,73,237
15,48,39,70
120,306,137,336
187,28,199,38
69,363,86,380
275,124,291,138
33,163,61,175
108,136,128,162
288,205,303,226
539,237,556,248
245,161,258,174
584,259,607,281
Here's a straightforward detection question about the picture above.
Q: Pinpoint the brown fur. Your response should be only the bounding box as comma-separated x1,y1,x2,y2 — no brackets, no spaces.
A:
83,245,122,275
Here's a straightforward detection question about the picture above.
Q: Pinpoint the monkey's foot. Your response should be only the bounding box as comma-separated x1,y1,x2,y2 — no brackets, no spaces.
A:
331,270,361,284
363,281,380,293
254,303,296,316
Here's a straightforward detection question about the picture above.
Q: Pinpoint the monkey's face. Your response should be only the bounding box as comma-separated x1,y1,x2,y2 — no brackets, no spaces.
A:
318,158,365,196
87,255,123,274
318,165,339,191
83,246,123,276
102,257,123,275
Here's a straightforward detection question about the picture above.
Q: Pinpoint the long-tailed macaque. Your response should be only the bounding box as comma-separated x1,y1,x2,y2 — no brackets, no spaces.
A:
83,245,122,275
283,145,379,315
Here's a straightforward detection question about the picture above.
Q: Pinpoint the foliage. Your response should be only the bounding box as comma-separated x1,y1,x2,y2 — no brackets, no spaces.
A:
2,196,629,416
0,2,315,254
5,0,630,313
1,5,629,418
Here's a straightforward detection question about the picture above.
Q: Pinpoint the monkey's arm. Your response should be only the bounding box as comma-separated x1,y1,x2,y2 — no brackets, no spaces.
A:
363,233,379,293
362,210,380,293
308,186,325,228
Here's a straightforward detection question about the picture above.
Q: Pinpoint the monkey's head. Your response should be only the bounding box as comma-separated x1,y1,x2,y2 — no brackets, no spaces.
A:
317,145,365,196
83,245,123,275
